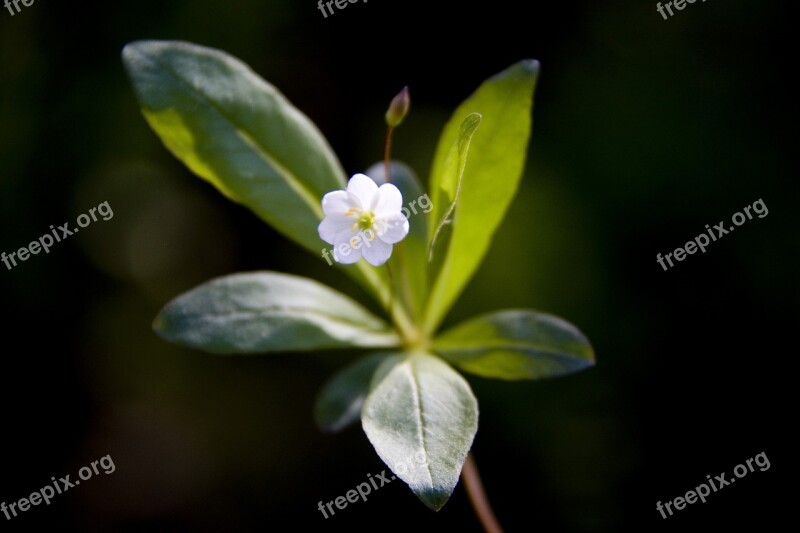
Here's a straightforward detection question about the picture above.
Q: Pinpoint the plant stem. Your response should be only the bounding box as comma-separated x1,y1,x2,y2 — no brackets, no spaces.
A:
462,453,504,533
384,125,394,182
381,123,422,346
391,304,420,348
393,243,417,320
385,256,426,350
385,260,396,315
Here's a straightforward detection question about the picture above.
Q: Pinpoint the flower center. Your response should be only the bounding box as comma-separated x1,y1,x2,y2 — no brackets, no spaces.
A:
357,211,376,230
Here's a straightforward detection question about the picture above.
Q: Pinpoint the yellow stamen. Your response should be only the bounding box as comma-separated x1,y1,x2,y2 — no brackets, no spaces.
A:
357,212,376,231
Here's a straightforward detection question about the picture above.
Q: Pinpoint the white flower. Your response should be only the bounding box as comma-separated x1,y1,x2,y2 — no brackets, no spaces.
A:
318,173,409,266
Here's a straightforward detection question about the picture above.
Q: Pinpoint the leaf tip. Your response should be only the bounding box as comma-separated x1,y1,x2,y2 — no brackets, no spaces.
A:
312,410,339,434
121,40,153,66
151,308,169,338
417,488,452,512
463,112,483,129
520,59,541,76
585,345,597,366
121,41,138,59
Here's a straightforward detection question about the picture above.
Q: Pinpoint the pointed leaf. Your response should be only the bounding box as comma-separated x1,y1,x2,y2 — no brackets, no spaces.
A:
425,61,539,333
153,272,399,353
123,40,343,254
433,310,594,380
122,40,389,304
314,353,390,433
428,113,482,263
361,353,478,511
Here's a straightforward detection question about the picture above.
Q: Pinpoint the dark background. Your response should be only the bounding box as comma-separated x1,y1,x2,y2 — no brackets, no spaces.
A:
0,0,796,531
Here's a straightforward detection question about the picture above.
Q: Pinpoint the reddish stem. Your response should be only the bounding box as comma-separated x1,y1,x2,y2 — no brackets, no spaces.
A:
461,453,504,533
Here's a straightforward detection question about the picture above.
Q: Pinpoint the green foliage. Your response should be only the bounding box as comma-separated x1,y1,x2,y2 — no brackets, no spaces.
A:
122,41,342,254
125,41,589,512
122,40,389,305
428,112,482,265
434,310,595,380
361,353,478,511
425,60,539,334
314,353,390,433
153,272,398,353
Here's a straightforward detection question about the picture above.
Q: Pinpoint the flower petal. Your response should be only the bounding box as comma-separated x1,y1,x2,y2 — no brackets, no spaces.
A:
371,183,403,216
347,174,379,208
333,240,363,264
322,190,357,217
361,236,393,266
318,214,354,245
376,212,409,244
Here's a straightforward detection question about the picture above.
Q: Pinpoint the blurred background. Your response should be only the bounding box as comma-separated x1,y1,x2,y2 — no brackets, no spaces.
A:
0,0,796,530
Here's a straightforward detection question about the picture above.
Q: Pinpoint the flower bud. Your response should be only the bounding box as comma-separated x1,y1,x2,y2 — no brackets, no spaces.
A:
385,86,410,127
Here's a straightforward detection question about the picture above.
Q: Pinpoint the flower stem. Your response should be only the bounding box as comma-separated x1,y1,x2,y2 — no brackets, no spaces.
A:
462,453,504,533
384,125,394,182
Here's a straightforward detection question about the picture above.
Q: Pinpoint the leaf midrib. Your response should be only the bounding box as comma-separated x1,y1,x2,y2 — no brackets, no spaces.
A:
408,358,435,487
175,305,394,335
436,342,588,360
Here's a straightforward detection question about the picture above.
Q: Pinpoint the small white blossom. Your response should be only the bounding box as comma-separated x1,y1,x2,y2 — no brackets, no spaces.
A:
318,173,409,266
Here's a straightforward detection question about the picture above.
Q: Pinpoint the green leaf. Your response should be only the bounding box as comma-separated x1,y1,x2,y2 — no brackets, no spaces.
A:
122,40,342,254
433,310,594,380
366,161,430,321
361,352,478,511
314,353,390,434
428,112,482,263
153,272,399,353
425,61,539,334
122,40,389,305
